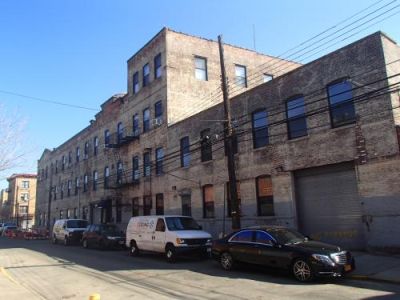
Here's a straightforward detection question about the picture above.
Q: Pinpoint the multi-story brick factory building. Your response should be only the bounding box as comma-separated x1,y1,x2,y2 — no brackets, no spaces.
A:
36,28,400,252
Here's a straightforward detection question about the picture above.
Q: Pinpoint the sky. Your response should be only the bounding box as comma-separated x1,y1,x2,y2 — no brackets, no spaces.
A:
0,0,399,189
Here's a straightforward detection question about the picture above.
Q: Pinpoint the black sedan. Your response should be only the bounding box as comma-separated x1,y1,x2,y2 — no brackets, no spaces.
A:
81,224,125,250
212,226,355,282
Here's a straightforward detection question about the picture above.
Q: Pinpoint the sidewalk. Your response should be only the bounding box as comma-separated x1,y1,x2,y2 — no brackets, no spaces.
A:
0,267,42,299
349,251,400,284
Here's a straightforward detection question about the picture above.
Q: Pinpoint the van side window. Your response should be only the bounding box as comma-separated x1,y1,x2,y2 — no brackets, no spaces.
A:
156,218,166,232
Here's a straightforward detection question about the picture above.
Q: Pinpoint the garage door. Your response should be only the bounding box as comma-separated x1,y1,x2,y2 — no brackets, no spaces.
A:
294,162,365,250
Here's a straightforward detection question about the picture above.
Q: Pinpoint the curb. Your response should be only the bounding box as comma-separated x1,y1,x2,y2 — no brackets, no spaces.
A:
349,274,400,285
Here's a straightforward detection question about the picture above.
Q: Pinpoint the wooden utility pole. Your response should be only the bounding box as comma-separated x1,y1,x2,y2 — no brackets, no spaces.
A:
218,35,241,231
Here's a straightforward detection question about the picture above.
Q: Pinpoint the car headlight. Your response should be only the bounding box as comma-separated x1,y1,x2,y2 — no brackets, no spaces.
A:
311,254,335,266
107,236,117,240
176,238,186,244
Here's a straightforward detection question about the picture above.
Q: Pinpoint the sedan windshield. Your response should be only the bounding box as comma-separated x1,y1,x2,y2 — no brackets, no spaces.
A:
165,217,201,231
101,225,120,235
268,228,306,245
67,220,88,228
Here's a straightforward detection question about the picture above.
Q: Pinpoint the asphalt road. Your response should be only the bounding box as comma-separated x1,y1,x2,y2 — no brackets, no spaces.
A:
0,237,399,300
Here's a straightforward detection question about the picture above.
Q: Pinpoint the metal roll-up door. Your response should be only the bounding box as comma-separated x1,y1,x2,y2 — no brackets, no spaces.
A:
294,162,365,250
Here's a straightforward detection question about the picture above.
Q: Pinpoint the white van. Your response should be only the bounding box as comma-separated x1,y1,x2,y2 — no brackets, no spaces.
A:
126,215,212,262
52,219,88,245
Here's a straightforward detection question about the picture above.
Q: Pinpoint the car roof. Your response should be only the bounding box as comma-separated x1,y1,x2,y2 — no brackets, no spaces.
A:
242,225,290,231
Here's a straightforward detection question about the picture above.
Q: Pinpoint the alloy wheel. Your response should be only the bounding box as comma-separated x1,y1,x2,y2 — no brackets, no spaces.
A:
293,259,313,282
220,252,234,270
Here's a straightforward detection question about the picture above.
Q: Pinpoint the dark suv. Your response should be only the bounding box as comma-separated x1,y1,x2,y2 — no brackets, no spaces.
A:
212,226,355,282
81,224,125,250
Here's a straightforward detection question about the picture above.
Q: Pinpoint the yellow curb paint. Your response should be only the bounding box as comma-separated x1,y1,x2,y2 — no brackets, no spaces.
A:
89,293,100,300
0,267,20,285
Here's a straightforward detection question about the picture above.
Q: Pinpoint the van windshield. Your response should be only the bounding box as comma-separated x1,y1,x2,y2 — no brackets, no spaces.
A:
165,217,201,231
67,220,88,228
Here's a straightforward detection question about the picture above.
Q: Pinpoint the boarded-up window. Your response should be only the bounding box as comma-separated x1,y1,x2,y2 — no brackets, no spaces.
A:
203,185,215,218
256,176,274,216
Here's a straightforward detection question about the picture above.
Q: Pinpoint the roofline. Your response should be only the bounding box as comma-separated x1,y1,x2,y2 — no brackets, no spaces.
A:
7,174,37,181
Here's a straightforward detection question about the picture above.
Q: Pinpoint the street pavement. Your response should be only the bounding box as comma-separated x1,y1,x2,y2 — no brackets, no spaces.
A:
0,237,400,300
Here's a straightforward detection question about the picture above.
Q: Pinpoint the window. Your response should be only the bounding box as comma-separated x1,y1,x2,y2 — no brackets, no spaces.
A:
226,181,241,217
116,199,122,223
117,122,124,143
75,177,80,195
154,53,162,79
45,166,48,178
328,79,356,127
93,170,98,191
68,152,72,166
132,197,140,216
83,174,88,192
117,161,123,184
255,231,274,245
143,196,152,215
195,56,207,81
55,160,58,174
76,147,80,163
155,147,164,175
132,114,140,136
263,74,273,83
67,180,72,197
67,209,71,219
132,156,140,182
203,185,215,218
143,63,150,87
74,207,78,219
21,180,29,189
235,65,247,87
84,142,89,159
104,167,110,188
287,96,307,139
181,195,191,216
201,129,212,162
180,136,190,167
154,101,163,123
60,183,64,199
54,186,58,200
104,129,110,145
62,156,66,170
93,136,99,156
133,71,139,94
256,176,274,216
143,108,150,133
156,193,164,215
252,109,269,148
20,192,29,201
230,230,253,243
82,206,88,220
143,152,151,177
155,218,165,231
59,210,63,219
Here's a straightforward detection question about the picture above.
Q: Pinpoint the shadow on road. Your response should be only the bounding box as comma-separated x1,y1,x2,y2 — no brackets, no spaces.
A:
0,237,399,298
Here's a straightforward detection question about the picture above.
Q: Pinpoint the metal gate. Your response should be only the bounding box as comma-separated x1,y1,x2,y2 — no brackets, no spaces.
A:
294,162,365,250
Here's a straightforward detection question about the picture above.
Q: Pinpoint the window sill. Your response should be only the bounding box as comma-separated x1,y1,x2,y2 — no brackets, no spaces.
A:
330,122,356,132
287,135,309,143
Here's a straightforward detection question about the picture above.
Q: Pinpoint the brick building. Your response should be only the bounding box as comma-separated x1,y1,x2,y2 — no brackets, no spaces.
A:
0,189,9,221
36,28,400,251
3,174,37,228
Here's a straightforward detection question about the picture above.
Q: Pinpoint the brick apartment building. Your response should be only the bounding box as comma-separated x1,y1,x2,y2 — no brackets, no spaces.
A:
2,174,37,228
36,28,400,251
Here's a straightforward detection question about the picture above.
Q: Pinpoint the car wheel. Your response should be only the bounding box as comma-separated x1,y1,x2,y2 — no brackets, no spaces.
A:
82,239,88,249
220,252,234,271
165,245,176,263
292,258,314,282
129,241,139,256
64,236,69,246
52,235,57,244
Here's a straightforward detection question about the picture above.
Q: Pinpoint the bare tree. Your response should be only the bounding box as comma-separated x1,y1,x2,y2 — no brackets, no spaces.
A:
0,105,27,177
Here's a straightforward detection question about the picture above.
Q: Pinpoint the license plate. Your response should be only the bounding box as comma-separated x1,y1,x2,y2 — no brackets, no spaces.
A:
344,264,352,272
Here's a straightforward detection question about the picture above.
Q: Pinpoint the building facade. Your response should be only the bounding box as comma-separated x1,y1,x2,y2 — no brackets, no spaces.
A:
0,189,9,221
3,174,37,228
36,28,400,252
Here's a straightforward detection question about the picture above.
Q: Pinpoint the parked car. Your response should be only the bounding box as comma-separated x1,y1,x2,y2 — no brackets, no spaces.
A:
1,224,18,237
82,224,125,249
126,215,212,262
212,226,355,282
52,219,88,245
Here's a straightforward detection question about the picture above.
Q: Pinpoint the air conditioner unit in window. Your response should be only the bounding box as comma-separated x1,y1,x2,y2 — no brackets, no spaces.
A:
152,118,163,128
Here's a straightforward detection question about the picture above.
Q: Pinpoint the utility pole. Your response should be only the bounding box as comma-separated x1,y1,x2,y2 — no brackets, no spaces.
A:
218,35,241,231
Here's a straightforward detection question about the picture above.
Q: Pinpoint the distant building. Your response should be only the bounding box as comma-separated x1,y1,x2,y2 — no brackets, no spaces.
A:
36,28,400,252
0,189,9,221
5,174,37,228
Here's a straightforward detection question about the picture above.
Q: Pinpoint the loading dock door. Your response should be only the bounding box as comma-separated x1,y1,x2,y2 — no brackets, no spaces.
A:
294,162,365,250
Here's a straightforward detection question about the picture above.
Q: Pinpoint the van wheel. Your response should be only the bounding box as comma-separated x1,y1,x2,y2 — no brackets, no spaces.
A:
129,241,139,256
64,236,69,246
220,252,234,270
82,239,88,249
165,245,176,263
52,235,57,244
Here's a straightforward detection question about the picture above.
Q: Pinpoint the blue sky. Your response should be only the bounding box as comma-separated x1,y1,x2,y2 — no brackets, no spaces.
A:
0,0,399,189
